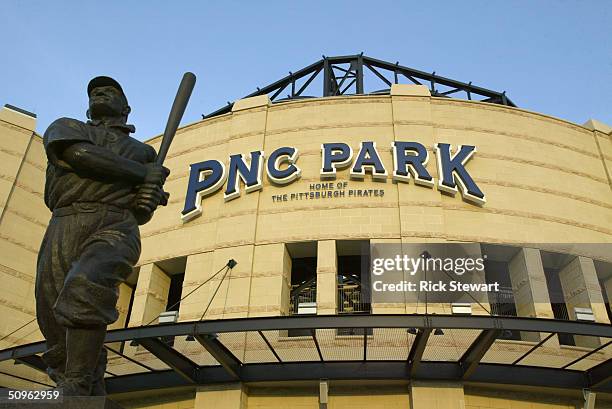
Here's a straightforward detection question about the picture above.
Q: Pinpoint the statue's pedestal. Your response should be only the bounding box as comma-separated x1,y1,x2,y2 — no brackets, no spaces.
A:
0,396,123,408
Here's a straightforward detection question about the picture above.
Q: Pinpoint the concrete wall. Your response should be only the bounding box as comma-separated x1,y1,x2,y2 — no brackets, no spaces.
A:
0,106,51,389
112,383,610,409
0,106,48,348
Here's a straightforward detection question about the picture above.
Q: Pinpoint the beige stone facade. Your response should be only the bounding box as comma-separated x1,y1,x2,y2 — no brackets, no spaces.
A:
0,82,611,407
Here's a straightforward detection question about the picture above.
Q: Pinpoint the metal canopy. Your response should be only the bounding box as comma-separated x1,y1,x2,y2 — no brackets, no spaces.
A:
0,315,610,394
204,54,516,118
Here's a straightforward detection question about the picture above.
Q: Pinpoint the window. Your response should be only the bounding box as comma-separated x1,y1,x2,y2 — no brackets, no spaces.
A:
479,244,526,340
337,241,371,336
289,257,317,315
286,242,318,337
286,242,318,316
157,256,188,314
483,259,517,318
336,240,371,315
166,274,185,312
156,257,187,346
541,251,574,346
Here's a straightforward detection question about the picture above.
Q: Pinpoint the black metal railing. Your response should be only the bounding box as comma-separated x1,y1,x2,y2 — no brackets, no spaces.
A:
289,279,317,315
338,283,370,314
489,286,518,318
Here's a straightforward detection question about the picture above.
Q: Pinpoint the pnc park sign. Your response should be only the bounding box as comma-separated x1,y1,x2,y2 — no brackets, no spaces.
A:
181,141,486,222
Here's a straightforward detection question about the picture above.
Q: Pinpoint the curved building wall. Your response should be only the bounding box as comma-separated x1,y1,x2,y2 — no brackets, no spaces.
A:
0,107,47,346
142,89,612,261
130,85,612,324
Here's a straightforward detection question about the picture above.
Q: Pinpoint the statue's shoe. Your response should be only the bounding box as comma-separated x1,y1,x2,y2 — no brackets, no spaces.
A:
58,375,92,396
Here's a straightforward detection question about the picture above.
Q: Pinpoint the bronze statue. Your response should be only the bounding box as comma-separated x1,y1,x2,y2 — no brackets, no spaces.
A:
35,76,169,396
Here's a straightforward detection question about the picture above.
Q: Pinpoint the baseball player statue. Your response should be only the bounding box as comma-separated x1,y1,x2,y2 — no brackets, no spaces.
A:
35,75,188,396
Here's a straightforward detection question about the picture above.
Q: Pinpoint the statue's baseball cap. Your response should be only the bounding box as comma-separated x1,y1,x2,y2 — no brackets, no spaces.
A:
87,76,128,104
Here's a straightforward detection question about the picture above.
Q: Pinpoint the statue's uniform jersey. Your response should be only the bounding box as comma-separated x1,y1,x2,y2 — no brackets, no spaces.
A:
43,117,156,210
35,118,155,383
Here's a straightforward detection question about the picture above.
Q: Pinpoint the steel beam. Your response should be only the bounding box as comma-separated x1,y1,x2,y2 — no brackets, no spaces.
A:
138,337,199,383
587,358,612,389
0,369,53,388
104,344,156,372
460,329,501,379
194,334,241,379
562,340,612,369
335,66,354,94
0,342,46,361
2,315,612,364
14,355,46,373
258,331,282,363
364,55,514,103
467,363,585,390
323,58,331,96
365,63,392,87
407,328,432,377
311,329,324,361
512,332,555,365
245,59,323,99
106,369,194,393
296,67,322,96
106,361,604,395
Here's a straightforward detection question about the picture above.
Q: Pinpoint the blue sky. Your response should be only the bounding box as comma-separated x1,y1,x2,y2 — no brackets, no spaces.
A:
1,1,611,140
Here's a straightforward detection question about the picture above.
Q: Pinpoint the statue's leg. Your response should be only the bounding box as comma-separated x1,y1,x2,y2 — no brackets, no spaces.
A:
53,209,140,396
36,280,67,384
35,216,77,385
53,239,117,396
63,326,106,396
90,345,108,396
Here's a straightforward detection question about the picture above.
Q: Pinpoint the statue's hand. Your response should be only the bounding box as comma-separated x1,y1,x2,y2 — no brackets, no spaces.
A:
133,183,169,224
133,208,153,225
143,163,170,186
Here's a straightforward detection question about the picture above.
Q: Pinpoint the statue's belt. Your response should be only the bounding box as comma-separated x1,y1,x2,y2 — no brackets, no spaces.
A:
52,202,128,217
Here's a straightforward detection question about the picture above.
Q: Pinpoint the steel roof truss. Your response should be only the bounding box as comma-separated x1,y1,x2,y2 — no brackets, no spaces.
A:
138,337,199,383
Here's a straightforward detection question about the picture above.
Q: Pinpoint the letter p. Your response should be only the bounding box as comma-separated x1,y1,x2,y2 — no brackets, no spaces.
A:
320,143,353,179
181,160,226,222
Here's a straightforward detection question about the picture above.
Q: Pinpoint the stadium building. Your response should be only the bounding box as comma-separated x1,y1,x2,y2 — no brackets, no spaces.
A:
0,55,611,408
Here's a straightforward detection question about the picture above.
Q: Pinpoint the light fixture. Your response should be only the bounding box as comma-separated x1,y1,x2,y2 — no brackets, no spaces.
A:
451,303,472,315
434,328,444,336
185,335,195,341
575,307,595,322
407,328,418,335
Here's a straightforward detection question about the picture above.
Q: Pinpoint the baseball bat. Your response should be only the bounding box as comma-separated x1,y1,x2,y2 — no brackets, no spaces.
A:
156,72,197,165
135,72,196,216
